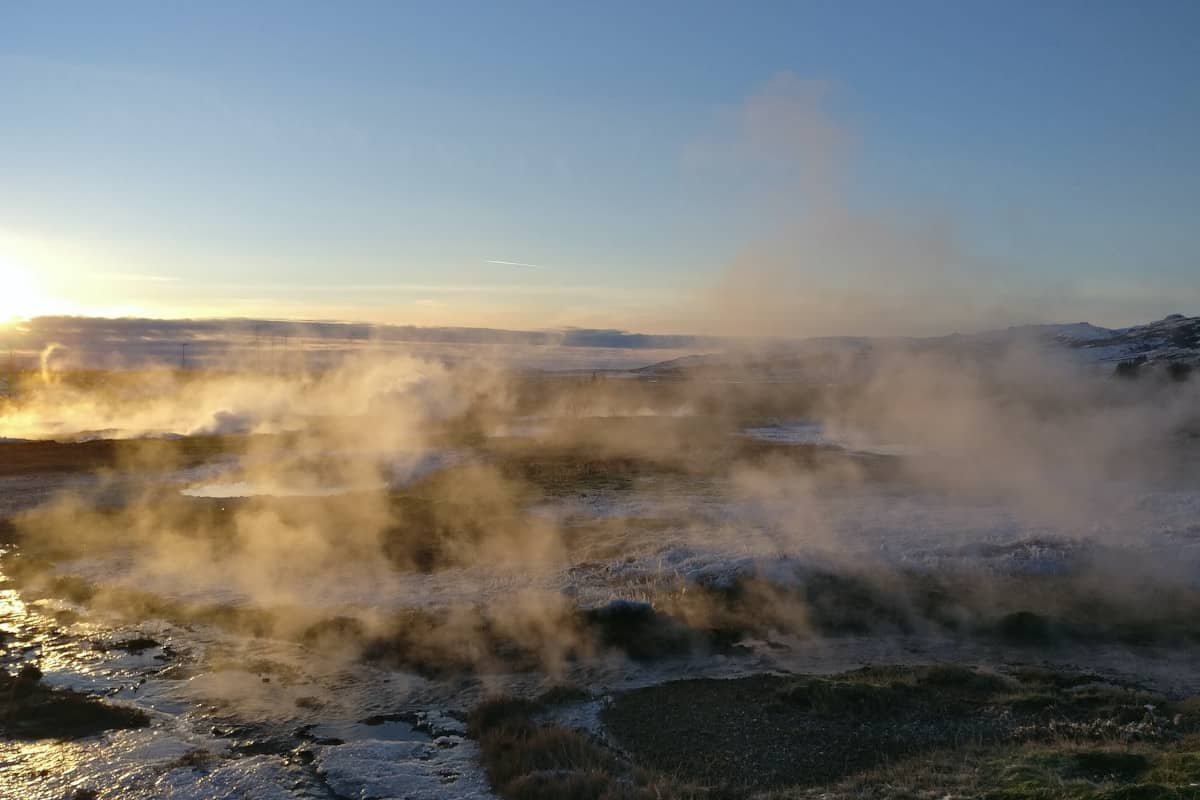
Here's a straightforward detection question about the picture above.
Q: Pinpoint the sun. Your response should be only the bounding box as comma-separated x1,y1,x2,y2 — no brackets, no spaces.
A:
0,265,48,324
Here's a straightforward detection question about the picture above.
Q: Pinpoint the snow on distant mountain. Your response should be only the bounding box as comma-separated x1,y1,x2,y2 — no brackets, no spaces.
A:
637,315,1200,378
928,314,1200,369
1051,314,1200,366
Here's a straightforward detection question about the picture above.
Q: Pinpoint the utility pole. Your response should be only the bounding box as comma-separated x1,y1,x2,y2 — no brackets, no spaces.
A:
180,343,189,372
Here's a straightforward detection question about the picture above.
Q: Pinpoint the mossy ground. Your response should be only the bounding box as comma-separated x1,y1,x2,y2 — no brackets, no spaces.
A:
468,665,1200,800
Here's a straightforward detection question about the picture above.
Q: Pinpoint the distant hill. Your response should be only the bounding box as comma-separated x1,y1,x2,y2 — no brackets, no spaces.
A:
1046,314,1200,365
4,313,1196,378
0,316,714,372
636,315,1200,380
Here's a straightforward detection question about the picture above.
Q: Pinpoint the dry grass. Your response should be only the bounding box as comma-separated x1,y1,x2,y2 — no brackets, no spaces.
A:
761,739,1200,800
468,695,728,800
602,665,1200,798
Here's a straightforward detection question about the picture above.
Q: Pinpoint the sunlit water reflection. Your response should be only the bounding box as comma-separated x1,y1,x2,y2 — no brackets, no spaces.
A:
0,551,494,799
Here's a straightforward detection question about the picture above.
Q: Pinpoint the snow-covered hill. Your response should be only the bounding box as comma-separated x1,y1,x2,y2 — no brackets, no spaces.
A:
637,314,1200,379
1046,314,1200,366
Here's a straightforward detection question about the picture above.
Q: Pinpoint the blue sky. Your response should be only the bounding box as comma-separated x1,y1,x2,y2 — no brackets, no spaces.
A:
2,1,1197,334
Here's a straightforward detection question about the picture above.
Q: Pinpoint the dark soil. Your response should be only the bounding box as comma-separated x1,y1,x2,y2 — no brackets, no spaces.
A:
0,669,150,739
106,636,161,654
0,435,254,477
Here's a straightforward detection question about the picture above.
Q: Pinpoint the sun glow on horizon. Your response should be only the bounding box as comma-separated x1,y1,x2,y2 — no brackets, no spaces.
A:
0,263,54,324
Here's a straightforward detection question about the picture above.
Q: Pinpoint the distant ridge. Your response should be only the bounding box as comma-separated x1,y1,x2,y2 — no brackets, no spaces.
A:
3,314,1196,376
0,316,715,372
636,314,1200,378
10,316,711,351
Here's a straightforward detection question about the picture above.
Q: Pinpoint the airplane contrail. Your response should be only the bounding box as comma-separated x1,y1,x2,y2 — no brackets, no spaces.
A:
485,259,545,268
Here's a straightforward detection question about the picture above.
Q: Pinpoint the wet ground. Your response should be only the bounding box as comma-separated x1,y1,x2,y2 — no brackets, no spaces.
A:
0,572,495,799
2,418,1200,798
